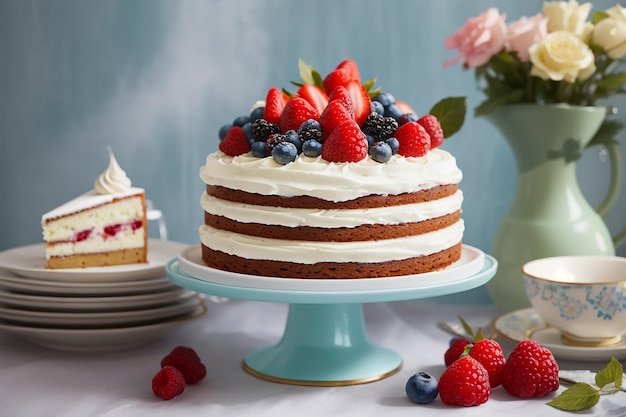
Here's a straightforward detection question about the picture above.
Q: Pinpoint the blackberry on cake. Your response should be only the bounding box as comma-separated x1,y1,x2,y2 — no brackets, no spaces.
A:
200,59,466,279
41,148,147,269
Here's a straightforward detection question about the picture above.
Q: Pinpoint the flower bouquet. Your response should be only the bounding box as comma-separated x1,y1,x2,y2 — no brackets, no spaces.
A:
445,0,626,148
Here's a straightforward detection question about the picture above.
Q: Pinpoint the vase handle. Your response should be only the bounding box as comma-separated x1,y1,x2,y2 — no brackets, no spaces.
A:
595,141,626,246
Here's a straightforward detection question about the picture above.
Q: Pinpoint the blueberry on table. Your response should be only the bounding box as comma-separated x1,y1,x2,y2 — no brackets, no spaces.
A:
405,371,439,404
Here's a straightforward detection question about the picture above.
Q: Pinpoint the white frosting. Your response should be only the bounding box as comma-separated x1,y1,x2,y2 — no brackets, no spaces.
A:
94,148,132,194
199,221,464,263
42,189,144,223
198,147,464,268
199,149,462,202
201,190,463,228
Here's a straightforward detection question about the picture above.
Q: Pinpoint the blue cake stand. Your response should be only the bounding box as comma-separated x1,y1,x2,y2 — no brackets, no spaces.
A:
165,245,497,386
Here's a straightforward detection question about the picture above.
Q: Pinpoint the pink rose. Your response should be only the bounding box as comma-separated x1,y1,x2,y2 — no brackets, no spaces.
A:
445,8,507,68
505,14,549,62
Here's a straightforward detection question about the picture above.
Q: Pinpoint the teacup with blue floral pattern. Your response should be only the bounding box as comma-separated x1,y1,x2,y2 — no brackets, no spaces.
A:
522,256,626,347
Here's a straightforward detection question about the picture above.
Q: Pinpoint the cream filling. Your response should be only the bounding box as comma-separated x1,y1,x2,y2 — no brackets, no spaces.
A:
43,197,145,242
200,149,462,202
45,229,145,258
201,190,463,228
199,220,464,264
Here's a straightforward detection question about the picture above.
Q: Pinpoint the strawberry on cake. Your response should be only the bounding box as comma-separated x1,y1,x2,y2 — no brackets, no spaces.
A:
42,148,148,269
200,59,466,279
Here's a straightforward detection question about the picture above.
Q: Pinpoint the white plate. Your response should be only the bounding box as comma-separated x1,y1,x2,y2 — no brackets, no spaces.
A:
0,305,206,352
0,272,178,296
178,244,485,292
492,308,626,361
0,296,202,328
0,288,196,312
0,240,187,282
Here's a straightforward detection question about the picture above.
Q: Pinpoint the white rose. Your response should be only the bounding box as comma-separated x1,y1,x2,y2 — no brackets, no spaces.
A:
529,30,596,83
593,17,626,59
605,4,626,22
543,0,592,37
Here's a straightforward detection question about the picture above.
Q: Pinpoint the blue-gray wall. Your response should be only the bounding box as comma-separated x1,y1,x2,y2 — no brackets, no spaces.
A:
1,1,624,292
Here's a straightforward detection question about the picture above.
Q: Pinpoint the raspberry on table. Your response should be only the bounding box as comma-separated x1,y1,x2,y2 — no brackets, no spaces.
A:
469,338,506,387
161,345,207,385
438,355,491,407
444,338,471,367
501,340,560,398
161,346,201,364
152,365,186,401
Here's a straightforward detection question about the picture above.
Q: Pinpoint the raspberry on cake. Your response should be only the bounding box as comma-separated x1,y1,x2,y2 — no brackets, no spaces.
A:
200,59,466,279
42,148,148,269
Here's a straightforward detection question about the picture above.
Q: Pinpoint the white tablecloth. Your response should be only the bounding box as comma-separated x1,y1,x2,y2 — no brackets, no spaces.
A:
1,299,624,417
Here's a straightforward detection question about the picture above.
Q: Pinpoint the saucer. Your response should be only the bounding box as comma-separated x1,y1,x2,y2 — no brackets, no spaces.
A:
492,308,626,361
0,240,188,282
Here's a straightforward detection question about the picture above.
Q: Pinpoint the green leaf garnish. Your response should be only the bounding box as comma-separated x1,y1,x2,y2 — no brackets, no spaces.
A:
430,97,467,138
298,58,317,86
546,357,625,412
595,357,623,389
548,382,600,411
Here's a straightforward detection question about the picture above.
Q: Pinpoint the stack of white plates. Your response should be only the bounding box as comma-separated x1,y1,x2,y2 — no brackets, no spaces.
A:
0,240,205,352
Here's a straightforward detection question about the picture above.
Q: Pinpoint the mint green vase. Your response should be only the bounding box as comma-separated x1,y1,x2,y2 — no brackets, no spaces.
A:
485,104,626,312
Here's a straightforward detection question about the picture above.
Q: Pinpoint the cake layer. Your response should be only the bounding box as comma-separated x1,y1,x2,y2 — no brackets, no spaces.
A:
47,247,147,269
202,189,462,228
199,221,464,264
200,149,462,202
206,184,459,210
205,211,461,242
201,241,463,278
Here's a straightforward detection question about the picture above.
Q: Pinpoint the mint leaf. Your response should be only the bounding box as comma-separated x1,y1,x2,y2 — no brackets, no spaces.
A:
298,58,316,86
548,382,600,411
429,96,466,138
595,357,623,389
458,316,475,340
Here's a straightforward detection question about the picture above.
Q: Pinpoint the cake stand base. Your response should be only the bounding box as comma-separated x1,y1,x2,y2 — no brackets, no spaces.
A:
242,303,401,386
166,245,497,387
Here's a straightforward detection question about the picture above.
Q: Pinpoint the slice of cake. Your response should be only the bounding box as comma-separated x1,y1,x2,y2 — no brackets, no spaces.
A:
199,59,466,279
42,149,148,269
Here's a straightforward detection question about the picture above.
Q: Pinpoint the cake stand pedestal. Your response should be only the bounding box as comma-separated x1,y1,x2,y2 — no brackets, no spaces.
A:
166,245,497,386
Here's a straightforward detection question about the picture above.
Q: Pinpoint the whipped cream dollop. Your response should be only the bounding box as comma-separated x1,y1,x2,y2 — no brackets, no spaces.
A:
94,147,132,194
